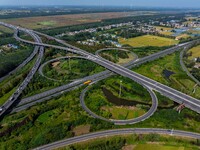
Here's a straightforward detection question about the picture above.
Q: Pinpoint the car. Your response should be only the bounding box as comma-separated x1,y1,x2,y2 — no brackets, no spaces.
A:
83,80,92,85
9,97,14,101
0,106,4,112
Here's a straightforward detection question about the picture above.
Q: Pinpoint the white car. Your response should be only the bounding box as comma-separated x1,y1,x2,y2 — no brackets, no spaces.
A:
0,107,3,112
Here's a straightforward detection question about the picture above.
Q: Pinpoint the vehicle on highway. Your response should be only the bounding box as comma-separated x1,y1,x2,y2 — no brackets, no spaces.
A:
84,80,92,85
0,106,4,112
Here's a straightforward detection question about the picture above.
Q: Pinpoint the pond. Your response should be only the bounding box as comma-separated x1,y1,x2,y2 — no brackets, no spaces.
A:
172,28,188,36
194,28,200,31
102,87,151,107
102,87,177,109
163,69,175,79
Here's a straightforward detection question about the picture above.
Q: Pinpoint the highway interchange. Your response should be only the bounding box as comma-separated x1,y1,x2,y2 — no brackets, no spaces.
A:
11,29,200,114
0,22,44,118
0,21,200,149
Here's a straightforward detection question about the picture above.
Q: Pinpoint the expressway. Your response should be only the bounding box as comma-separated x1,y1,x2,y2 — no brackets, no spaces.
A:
0,22,44,118
34,128,200,150
11,44,194,113
11,32,200,114
0,21,200,149
9,46,163,115
39,48,138,82
0,21,200,121
9,49,156,125
11,84,84,113
13,70,113,109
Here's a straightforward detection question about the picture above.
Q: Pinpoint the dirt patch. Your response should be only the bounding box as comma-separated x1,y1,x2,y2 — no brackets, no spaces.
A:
150,66,161,77
147,142,164,144
51,61,60,68
122,145,136,150
73,125,90,136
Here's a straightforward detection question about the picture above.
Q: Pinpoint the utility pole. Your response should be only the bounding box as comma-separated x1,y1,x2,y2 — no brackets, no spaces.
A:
119,80,122,98
68,57,71,71
170,128,174,135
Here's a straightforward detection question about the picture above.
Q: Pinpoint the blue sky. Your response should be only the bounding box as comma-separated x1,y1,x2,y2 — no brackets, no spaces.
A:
0,0,200,8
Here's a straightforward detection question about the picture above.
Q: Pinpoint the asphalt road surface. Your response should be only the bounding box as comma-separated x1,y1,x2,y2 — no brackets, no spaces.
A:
1,22,200,120
0,22,44,118
34,128,200,150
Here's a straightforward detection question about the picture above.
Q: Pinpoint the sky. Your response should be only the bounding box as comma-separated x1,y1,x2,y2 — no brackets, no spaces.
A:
0,0,200,8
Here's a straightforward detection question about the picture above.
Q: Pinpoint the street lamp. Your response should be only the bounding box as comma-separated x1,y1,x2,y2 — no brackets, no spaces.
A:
119,80,122,98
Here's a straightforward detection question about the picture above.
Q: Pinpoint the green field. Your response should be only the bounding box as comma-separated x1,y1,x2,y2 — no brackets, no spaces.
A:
62,134,200,150
133,52,200,99
0,25,13,33
129,144,194,150
155,26,174,36
38,21,57,26
85,76,151,120
0,88,16,105
100,50,136,65
119,35,178,47
37,110,55,123
44,58,105,81
188,45,200,60
1,76,200,150
155,26,173,31
160,31,173,36
102,106,146,120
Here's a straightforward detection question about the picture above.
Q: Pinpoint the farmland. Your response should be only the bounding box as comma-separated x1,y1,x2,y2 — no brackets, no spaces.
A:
176,34,191,40
119,35,178,47
155,26,173,35
0,25,13,33
1,11,155,29
188,45,200,60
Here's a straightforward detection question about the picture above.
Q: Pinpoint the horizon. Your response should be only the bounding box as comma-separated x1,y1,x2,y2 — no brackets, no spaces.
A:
0,5,200,10
0,0,200,9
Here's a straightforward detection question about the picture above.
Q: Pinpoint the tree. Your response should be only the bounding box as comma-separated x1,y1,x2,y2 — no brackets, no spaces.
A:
197,139,200,146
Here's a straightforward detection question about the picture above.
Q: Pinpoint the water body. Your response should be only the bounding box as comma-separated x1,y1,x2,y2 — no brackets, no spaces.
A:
102,88,151,106
163,69,175,79
172,28,188,36
192,28,200,36
102,87,177,109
